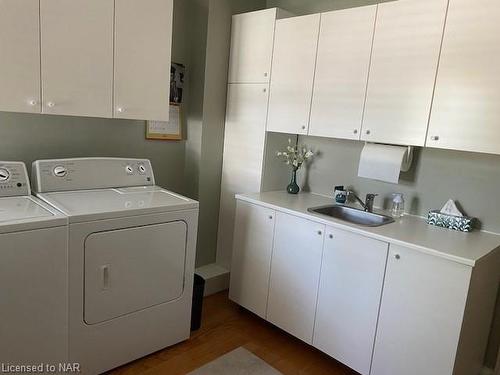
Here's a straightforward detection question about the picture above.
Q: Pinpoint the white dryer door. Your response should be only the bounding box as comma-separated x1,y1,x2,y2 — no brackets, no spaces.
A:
84,221,187,325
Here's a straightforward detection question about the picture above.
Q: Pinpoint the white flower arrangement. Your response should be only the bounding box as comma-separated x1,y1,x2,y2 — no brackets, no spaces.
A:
276,138,314,170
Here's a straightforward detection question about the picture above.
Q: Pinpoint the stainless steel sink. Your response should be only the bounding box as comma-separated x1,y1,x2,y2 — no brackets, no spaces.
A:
308,205,395,227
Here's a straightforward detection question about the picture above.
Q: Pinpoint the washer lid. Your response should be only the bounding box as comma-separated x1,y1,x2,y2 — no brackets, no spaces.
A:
37,186,199,223
0,196,67,233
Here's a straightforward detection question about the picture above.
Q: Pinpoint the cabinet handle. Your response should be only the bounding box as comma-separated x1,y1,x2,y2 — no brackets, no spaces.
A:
268,215,273,220
47,101,55,108
302,125,306,130
28,99,38,106
395,254,401,260
317,230,322,235
353,129,358,134
116,107,125,113
328,234,333,239
431,135,440,141
102,265,110,290
263,88,267,93
264,72,268,77
365,129,371,135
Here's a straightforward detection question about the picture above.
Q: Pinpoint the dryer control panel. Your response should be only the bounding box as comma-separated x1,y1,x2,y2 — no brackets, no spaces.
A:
32,158,155,193
0,161,31,197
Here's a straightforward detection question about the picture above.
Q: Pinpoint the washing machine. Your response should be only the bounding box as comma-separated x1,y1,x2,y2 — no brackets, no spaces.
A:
32,158,199,374
0,161,68,368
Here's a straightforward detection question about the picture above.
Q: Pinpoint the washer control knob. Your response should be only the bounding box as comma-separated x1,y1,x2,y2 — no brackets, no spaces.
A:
125,165,134,175
53,166,67,177
0,168,10,182
138,164,147,174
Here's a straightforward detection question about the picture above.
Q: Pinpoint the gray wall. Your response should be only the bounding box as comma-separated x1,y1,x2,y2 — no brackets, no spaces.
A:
296,137,500,233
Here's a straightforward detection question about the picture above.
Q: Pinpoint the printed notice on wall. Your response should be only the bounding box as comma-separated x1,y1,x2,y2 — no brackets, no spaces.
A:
146,104,183,141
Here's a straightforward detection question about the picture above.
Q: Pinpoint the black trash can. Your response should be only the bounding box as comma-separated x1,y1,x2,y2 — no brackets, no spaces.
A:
191,274,205,331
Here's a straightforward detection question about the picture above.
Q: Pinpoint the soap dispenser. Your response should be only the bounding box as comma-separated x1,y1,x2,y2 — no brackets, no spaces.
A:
391,193,405,218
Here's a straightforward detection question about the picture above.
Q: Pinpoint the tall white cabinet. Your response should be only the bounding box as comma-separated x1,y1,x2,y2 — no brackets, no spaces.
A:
216,8,291,270
361,0,449,146
309,6,376,140
266,14,321,135
218,84,271,270
40,0,114,118
427,0,500,155
228,9,278,84
0,0,41,114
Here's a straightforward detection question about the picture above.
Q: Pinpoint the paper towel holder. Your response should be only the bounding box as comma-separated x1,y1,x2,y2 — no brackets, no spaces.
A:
364,142,414,173
401,145,414,172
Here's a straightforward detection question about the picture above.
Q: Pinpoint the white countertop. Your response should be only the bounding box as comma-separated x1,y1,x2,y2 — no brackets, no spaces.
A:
236,191,500,267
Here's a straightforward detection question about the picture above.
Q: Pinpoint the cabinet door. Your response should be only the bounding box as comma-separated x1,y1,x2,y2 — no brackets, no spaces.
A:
427,0,500,155
229,201,276,318
40,0,114,117
361,0,448,146
371,245,472,375
267,14,320,135
114,0,173,121
267,212,324,343
217,84,269,270
0,0,41,114
228,9,277,84
309,6,376,140
313,228,388,375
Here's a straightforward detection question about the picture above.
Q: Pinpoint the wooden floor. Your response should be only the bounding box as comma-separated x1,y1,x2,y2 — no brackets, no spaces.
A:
109,292,359,375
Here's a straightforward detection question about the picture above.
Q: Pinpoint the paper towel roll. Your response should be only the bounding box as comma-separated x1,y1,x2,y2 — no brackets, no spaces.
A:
358,143,412,184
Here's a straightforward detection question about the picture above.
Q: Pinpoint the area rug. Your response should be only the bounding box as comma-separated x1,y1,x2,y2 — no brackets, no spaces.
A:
188,347,282,375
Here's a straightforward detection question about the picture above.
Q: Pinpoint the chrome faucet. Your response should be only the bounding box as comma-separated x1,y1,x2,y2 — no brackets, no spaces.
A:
346,191,378,213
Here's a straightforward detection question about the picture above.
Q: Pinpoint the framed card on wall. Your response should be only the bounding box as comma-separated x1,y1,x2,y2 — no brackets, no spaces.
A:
146,103,183,140
146,63,185,141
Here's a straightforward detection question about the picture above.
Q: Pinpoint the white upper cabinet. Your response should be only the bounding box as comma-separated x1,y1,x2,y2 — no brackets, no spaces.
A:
228,200,275,318
309,7,376,140
40,0,114,118
313,228,388,375
371,245,471,375
0,0,41,114
267,212,324,344
114,0,173,121
228,9,278,84
267,14,320,135
427,0,500,155
361,0,448,146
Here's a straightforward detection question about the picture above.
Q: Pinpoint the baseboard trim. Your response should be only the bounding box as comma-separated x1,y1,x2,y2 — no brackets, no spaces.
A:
195,263,230,296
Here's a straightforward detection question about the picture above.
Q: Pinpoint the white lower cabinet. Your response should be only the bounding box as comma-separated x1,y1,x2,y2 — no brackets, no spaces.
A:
267,212,325,344
228,201,276,318
371,244,472,375
313,228,388,375
229,199,498,375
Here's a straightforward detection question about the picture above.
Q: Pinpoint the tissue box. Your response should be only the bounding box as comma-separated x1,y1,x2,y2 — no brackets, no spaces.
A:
427,210,475,232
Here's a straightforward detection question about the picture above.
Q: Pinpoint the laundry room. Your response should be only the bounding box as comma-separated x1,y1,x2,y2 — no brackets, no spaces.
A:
1,0,500,374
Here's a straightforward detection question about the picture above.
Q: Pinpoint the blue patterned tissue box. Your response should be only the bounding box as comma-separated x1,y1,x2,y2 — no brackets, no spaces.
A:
427,210,475,232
